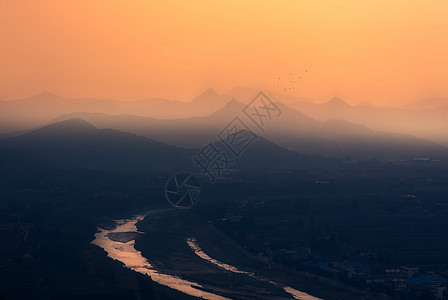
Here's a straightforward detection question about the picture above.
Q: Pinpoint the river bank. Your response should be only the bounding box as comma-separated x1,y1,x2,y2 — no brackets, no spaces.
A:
133,209,359,299
92,209,326,299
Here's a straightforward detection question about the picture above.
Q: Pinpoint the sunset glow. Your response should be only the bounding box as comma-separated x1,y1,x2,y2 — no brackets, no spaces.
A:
1,0,448,104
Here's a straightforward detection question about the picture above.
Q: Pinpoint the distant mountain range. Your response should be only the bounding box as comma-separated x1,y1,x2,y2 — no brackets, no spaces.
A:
52,100,448,161
289,96,448,147
1,89,447,161
0,89,231,134
402,97,448,110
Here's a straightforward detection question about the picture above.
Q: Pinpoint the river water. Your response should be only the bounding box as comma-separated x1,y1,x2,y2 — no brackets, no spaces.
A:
91,213,322,300
187,237,322,300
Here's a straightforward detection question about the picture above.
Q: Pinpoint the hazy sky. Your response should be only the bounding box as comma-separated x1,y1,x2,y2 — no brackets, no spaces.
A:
1,0,447,105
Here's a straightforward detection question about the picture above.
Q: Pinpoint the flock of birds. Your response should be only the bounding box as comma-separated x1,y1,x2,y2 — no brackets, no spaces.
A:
276,69,307,93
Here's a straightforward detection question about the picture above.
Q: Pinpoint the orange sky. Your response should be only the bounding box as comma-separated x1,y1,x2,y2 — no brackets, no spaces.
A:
1,0,447,105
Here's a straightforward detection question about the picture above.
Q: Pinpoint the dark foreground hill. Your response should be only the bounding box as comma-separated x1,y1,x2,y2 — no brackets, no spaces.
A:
0,118,338,174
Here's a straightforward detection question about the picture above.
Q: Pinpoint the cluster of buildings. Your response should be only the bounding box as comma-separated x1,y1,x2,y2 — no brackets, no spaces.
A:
377,269,447,300
272,247,448,299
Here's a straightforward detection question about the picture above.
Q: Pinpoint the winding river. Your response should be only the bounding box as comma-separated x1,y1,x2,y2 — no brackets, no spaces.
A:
91,212,322,300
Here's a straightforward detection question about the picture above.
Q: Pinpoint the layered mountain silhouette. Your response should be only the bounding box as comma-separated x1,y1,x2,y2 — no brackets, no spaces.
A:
0,89,231,134
403,97,448,110
290,97,448,147
1,90,447,160
52,99,447,160
0,118,336,173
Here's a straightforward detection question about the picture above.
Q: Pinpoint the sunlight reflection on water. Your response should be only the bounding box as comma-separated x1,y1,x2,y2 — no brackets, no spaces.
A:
186,237,322,300
91,213,321,300
91,214,230,300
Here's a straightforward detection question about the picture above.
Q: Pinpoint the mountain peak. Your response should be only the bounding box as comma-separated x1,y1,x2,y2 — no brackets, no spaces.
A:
209,98,245,118
55,118,96,127
324,97,349,106
204,87,219,95
34,91,61,99
192,88,220,102
223,98,244,109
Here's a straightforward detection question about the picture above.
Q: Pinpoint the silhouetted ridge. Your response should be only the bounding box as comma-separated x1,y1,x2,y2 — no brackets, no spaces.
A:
209,99,246,118
29,118,97,136
0,118,194,172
